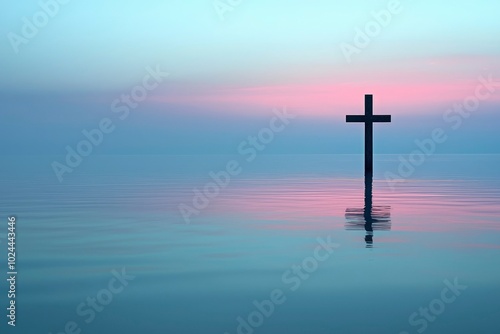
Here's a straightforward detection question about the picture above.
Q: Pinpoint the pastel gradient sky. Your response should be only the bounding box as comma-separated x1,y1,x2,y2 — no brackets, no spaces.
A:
1,0,499,154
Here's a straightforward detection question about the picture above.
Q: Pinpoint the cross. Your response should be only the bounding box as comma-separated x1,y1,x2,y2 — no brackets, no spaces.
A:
346,95,391,175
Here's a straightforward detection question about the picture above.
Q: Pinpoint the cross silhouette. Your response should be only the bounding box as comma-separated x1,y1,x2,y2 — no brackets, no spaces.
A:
346,95,391,175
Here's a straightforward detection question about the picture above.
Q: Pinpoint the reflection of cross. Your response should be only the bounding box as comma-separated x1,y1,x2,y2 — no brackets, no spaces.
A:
346,95,391,175
345,174,391,247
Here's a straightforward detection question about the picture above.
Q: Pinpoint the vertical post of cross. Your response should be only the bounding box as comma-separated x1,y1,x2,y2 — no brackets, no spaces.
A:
365,95,374,175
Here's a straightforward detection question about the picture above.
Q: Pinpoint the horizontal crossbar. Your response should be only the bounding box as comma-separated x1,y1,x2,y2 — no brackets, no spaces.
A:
346,115,391,123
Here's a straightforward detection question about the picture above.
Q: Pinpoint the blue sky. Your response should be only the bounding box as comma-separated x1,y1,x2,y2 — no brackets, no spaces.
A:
0,0,499,155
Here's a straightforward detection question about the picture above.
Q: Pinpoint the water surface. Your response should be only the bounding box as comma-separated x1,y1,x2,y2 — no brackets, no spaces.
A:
1,154,499,334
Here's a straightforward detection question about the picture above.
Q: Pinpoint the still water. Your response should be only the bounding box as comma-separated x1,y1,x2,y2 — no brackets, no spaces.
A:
0,154,499,334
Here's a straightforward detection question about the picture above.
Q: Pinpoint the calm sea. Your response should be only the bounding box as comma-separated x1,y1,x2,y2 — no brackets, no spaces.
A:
1,154,499,334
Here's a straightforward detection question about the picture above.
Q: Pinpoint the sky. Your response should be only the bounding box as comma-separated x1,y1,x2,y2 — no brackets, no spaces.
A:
0,0,499,155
